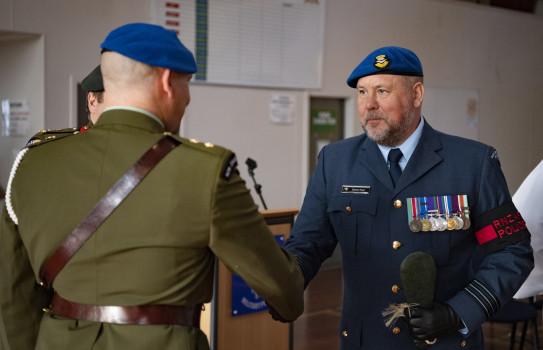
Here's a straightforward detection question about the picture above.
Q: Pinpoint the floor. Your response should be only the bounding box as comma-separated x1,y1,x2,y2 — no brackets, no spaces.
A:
292,266,542,350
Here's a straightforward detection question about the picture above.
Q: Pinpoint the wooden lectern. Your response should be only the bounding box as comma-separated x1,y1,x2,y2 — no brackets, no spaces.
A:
201,208,299,350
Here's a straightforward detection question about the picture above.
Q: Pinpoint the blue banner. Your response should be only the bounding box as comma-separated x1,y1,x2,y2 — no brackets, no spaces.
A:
231,234,285,317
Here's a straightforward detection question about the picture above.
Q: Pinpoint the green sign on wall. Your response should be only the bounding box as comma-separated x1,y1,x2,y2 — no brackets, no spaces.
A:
311,109,337,133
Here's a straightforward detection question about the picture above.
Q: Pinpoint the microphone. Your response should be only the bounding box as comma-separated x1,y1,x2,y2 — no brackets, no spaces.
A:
400,252,437,348
246,157,257,172
245,157,268,209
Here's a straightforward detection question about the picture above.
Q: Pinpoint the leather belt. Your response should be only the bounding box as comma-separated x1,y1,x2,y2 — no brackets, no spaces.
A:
48,292,201,327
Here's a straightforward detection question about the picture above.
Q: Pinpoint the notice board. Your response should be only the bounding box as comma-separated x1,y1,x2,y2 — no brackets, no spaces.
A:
150,0,325,89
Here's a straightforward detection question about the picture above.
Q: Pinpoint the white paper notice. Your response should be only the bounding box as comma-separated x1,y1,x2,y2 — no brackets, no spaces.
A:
1,100,30,137
269,95,295,125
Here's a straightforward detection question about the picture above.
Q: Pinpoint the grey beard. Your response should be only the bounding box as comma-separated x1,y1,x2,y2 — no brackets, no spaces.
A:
361,109,416,147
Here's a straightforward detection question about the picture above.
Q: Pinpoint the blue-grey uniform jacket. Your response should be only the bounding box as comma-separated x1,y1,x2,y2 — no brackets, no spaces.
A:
285,122,533,349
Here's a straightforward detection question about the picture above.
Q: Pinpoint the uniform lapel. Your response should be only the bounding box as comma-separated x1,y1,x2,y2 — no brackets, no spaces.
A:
393,123,443,195
359,137,395,190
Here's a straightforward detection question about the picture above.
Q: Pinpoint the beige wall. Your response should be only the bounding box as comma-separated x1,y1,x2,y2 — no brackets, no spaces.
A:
1,0,542,208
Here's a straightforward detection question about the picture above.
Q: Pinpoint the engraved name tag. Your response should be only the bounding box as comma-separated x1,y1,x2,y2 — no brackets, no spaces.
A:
341,185,371,194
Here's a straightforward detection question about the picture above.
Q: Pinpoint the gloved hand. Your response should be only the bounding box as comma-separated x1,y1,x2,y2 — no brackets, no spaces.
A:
265,301,289,323
403,302,463,341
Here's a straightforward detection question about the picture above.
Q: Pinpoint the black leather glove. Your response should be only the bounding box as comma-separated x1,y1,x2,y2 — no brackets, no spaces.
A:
403,302,463,341
265,301,289,323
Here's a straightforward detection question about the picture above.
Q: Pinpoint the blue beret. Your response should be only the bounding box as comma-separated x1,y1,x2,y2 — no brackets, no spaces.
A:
346,46,423,88
101,23,197,74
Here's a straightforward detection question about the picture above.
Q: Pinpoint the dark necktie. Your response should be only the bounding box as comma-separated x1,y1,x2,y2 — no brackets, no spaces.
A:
388,148,403,187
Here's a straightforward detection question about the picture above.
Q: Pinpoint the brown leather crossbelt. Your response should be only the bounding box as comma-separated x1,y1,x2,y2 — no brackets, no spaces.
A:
49,292,202,326
39,135,181,290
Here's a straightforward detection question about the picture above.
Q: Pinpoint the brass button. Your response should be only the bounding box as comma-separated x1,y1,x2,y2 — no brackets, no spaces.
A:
342,330,348,337
393,199,402,208
460,340,467,347
346,206,352,212
392,285,400,293
393,241,401,249
392,327,401,334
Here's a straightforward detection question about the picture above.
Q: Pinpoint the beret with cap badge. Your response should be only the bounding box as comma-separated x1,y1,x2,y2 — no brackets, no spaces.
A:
347,46,423,88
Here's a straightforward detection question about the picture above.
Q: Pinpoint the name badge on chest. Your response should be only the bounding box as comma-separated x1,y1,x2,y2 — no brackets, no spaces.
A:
342,185,371,194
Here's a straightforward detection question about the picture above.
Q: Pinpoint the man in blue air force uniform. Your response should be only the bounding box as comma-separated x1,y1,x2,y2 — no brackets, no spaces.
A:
283,46,533,349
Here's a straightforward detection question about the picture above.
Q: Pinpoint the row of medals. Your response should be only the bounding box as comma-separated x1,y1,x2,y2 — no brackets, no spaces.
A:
409,209,471,232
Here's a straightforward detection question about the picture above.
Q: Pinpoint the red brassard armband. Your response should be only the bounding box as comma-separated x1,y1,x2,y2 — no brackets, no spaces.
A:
474,201,530,255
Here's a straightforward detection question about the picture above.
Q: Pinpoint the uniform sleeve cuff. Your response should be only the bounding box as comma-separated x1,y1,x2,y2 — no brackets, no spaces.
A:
447,279,500,335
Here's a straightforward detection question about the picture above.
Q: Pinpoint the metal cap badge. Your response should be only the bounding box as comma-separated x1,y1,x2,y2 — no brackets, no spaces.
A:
374,54,390,69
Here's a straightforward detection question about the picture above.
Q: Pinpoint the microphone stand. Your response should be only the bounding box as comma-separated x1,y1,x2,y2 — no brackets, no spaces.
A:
246,158,268,210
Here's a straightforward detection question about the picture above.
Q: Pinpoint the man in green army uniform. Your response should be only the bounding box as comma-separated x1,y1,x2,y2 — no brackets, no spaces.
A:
0,23,304,350
80,64,105,128
25,64,105,148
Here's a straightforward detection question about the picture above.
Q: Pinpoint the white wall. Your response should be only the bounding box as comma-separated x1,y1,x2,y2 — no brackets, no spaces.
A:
183,85,306,209
1,0,542,208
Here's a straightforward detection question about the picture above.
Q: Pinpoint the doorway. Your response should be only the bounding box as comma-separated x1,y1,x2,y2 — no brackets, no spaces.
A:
308,97,345,269
309,97,345,175
0,31,44,189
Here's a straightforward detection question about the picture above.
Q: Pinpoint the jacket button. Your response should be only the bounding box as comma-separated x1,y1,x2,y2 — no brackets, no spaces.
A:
393,199,402,208
392,285,400,293
346,206,352,212
393,241,402,249
342,330,348,337
392,327,401,335
460,340,467,347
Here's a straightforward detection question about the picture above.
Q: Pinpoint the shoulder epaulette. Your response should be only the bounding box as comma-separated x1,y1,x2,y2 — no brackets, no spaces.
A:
180,137,224,153
179,137,237,180
26,127,80,148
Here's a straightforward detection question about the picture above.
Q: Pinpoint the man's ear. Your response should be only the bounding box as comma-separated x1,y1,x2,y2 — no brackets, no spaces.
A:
412,82,424,108
159,68,174,98
87,92,97,114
